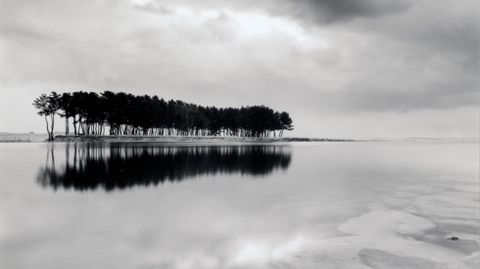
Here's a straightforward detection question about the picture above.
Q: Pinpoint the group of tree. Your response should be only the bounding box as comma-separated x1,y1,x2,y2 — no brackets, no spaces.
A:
33,91,293,140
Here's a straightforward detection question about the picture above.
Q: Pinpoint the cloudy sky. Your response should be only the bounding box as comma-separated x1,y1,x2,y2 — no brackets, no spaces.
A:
0,0,478,138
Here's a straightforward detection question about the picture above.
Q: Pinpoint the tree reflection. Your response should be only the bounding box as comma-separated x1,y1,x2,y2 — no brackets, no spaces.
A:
37,144,291,191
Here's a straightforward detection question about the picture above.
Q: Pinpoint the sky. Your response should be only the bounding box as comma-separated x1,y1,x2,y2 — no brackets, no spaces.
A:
0,0,478,138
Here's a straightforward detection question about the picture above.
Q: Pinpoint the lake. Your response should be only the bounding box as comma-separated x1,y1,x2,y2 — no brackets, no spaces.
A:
0,141,478,268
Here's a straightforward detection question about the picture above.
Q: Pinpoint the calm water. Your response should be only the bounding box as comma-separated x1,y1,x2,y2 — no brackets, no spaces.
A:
0,142,478,268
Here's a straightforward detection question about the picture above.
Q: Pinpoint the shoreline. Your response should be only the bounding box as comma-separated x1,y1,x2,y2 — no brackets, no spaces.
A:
50,135,356,143
1,134,477,143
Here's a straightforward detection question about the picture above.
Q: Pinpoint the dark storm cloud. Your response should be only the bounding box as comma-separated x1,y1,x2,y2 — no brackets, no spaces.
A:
263,0,412,24
351,0,480,69
138,0,412,24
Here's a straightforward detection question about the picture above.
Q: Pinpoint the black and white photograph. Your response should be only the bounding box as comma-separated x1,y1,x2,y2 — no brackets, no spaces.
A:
0,0,479,268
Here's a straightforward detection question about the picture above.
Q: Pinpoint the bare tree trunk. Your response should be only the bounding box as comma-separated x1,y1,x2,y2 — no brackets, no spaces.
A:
50,114,55,140
44,115,52,140
65,117,69,135
73,116,77,135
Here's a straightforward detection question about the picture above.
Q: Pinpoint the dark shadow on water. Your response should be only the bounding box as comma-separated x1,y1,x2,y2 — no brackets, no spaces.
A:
37,143,292,191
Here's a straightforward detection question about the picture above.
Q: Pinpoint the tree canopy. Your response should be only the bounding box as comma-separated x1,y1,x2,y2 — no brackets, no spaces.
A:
34,91,294,138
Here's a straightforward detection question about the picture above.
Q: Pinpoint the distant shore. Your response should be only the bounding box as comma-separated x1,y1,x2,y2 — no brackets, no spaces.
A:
51,135,355,143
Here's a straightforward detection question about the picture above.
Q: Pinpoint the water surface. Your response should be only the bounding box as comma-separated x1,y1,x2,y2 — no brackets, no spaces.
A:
0,142,478,268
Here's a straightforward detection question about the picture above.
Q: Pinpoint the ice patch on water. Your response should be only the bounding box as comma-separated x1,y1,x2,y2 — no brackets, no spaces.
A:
394,191,417,198
462,251,480,268
453,185,479,193
406,192,479,220
368,202,387,211
398,185,443,194
384,198,410,208
339,208,436,237
394,184,444,198
438,218,480,235
359,248,448,269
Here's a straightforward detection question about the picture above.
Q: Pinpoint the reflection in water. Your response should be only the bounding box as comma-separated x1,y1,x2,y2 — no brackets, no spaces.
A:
37,143,291,191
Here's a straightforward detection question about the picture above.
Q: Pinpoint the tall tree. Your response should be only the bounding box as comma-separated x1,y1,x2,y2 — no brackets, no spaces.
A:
46,91,61,139
33,94,52,140
33,92,60,140
279,112,293,137
58,92,73,135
